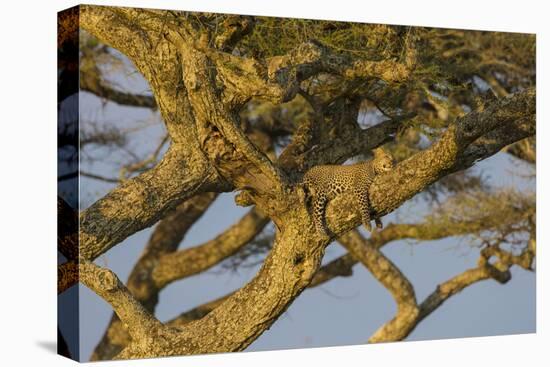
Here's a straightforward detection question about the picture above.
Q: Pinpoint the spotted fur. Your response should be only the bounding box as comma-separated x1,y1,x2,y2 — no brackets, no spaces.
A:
302,148,394,235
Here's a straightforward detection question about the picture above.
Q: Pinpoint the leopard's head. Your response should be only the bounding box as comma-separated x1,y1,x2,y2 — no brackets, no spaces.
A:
372,148,394,174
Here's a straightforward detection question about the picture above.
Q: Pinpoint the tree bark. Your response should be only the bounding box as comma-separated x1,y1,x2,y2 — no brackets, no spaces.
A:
74,7,536,359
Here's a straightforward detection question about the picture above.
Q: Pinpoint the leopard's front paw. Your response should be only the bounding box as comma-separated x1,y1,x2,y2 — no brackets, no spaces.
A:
363,221,373,233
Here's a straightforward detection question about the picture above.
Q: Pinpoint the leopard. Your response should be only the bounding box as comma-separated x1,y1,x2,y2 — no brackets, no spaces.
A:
301,147,394,236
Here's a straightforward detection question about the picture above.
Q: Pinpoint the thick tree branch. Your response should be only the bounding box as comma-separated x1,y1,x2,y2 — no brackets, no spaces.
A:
167,295,231,329
81,6,201,144
91,127,276,359
79,146,222,261
80,6,152,63
58,260,78,294
79,261,168,344
170,32,286,194
128,193,219,303
104,252,358,349
161,218,324,355
80,7,236,264
325,88,535,237
91,192,218,361
152,208,270,288
162,252,359,331
165,253,358,330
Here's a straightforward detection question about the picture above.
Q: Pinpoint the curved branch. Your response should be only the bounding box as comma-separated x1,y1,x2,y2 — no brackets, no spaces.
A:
79,261,167,343
152,208,270,288
166,220,325,355
339,230,419,342
80,8,234,263
417,263,511,325
79,146,222,261
81,6,201,145
103,252,358,349
368,263,510,343
366,239,535,342
90,193,217,361
128,193,219,301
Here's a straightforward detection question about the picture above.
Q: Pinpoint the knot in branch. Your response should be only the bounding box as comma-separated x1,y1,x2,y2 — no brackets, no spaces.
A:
97,268,120,291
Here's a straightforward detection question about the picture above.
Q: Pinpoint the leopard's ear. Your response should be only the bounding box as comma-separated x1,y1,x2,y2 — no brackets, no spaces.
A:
372,147,386,158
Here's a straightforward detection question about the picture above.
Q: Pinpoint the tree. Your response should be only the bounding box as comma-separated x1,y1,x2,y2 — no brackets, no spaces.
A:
57,5,536,360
